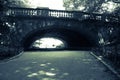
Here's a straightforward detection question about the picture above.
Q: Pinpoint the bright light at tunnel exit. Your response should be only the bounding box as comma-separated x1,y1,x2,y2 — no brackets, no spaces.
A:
32,37,65,49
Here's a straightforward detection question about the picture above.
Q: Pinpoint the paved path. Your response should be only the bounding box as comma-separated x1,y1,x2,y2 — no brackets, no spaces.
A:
0,51,119,80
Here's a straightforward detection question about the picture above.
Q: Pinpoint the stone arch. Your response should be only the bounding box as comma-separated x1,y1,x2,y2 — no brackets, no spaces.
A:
21,26,98,50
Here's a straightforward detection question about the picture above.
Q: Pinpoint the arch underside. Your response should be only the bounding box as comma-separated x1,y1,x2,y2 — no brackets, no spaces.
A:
22,27,98,51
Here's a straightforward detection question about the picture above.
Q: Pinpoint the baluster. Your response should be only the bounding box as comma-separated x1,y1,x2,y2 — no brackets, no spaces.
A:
37,10,39,16
31,10,33,16
56,11,58,17
36,10,38,16
28,10,31,16
26,10,28,15
24,9,26,16
53,11,55,17
60,12,62,17
35,10,37,16
40,10,43,16
31,10,33,15
52,11,54,17
40,10,42,15
60,11,62,17
33,10,34,15
69,13,71,18
37,10,38,16
58,11,60,17
24,9,26,15
27,10,29,16
28,10,30,15
49,11,51,16
25,9,27,16
54,11,56,17
30,10,33,16
51,11,52,16
32,10,34,15
30,10,32,16
68,12,70,17
59,11,61,17
22,9,25,15
72,13,74,18
66,12,68,17
51,11,53,17
29,10,31,15
59,12,61,17
54,11,57,17
23,9,25,16
34,10,36,15
26,9,28,16
66,12,67,17
64,12,66,17
63,12,65,17
34,10,36,16
58,12,61,17
61,12,63,17
69,12,71,18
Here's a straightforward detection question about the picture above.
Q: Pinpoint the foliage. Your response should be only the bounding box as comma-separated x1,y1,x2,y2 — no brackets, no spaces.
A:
63,0,120,14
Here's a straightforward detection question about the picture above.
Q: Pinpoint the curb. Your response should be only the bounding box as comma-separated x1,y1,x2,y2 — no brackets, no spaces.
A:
90,52,120,79
0,50,24,64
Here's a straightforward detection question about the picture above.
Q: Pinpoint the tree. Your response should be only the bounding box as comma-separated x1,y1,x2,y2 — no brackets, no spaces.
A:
0,0,29,8
63,0,120,14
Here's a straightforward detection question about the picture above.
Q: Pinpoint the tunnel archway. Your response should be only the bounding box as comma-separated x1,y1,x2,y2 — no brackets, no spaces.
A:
22,27,97,51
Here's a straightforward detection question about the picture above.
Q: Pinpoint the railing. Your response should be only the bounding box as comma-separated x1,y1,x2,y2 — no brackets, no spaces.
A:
3,7,120,22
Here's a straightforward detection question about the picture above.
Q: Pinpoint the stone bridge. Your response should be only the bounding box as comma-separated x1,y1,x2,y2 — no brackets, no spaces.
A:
0,7,120,51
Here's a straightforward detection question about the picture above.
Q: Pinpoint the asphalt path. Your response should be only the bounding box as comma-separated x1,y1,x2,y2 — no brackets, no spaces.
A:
0,51,119,80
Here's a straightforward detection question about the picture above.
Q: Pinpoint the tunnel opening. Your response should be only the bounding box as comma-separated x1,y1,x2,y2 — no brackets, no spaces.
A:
30,37,67,50
22,27,96,51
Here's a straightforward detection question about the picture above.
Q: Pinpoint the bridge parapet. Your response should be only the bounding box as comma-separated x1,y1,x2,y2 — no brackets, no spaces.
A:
3,7,120,23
